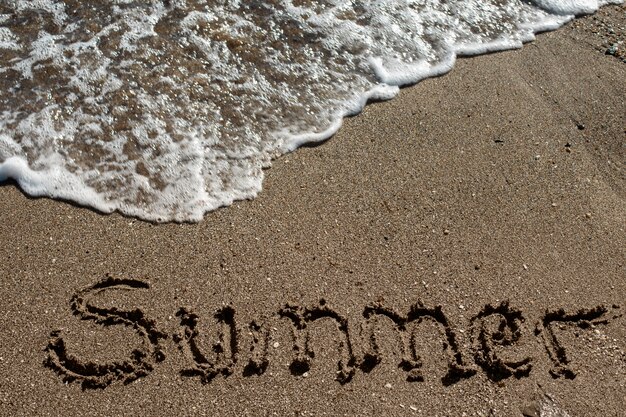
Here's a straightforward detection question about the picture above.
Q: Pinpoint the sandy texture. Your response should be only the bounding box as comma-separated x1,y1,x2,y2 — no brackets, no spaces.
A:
1,6,625,417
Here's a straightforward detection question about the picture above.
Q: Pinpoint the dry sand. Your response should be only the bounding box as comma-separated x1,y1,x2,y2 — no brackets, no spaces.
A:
1,6,625,417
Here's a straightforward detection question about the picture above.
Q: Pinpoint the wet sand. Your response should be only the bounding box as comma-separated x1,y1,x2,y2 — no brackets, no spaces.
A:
1,6,624,417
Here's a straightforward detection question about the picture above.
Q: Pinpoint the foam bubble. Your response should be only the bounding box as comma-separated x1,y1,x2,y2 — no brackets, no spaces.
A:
530,0,597,15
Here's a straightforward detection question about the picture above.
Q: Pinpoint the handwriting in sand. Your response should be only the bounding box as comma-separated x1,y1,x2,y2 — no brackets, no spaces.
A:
45,277,623,389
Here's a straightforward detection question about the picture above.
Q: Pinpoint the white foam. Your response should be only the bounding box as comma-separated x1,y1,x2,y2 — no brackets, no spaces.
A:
531,0,598,15
0,156,110,210
530,0,623,15
0,0,621,222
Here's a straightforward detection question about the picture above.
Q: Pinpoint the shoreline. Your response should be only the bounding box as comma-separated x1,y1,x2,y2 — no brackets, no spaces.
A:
0,6,618,223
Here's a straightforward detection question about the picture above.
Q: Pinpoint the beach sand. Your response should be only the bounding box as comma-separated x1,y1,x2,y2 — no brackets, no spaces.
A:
1,6,624,417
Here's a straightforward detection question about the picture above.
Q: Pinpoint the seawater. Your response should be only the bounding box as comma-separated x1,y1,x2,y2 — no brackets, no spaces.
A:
0,0,620,222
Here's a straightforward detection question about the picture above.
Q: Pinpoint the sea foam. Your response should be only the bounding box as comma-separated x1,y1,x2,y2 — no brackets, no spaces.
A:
0,0,621,221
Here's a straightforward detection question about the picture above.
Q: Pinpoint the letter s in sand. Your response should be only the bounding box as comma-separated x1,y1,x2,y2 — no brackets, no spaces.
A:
44,276,167,389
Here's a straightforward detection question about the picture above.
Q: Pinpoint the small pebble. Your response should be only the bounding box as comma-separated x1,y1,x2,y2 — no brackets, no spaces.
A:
606,44,618,55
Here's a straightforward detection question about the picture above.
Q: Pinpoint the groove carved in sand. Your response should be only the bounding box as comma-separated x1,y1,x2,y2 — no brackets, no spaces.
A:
44,276,167,389
174,306,238,383
361,302,476,385
470,301,532,382
535,305,623,379
45,277,624,389
279,299,356,384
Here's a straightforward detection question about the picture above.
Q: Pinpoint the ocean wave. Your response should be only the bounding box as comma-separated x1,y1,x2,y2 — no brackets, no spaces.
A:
0,0,620,221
